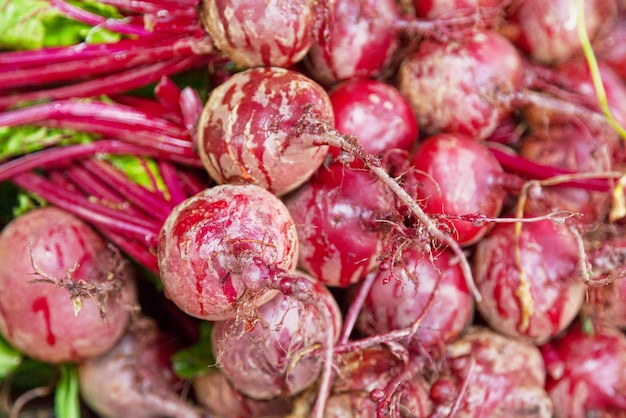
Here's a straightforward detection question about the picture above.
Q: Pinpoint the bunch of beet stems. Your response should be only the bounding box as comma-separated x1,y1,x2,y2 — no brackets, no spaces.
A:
0,78,208,272
0,0,217,110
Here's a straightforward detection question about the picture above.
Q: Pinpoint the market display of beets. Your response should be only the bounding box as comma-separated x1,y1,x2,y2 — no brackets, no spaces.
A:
1,0,626,417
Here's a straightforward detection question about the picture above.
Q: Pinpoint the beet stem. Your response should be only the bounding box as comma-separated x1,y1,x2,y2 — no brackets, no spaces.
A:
0,36,185,68
96,0,199,13
179,86,204,134
488,145,617,191
64,163,140,214
0,36,202,90
11,172,160,246
80,159,174,222
0,55,208,109
157,160,189,205
0,140,172,183
0,101,200,160
154,77,184,119
338,272,376,345
49,0,150,36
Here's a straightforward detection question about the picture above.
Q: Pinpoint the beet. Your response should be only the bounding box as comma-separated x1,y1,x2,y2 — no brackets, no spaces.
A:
157,183,299,321
193,370,294,418
354,245,474,350
503,0,618,65
0,206,137,364
285,162,399,287
413,0,506,20
201,0,320,68
409,132,508,246
430,327,553,417
552,60,626,130
325,347,433,417
211,273,342,400
541,321,626,418
473,218,586,344
583,227,626,329
523,59,626,138
78,317,203,418
397,29,523,140
518,121,614,225
197,66,333,196
305,0,400,85
599,14,626,82
325,376,432,417
328,79,418,156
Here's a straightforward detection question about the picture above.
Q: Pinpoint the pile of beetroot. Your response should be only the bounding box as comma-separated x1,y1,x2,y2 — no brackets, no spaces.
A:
1,0,626,417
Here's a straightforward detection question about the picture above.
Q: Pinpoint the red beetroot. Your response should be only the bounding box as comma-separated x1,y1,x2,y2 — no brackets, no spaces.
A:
0,206,137,364
331,347,401,400
201,0,320,68
541,321,626,418
354,245,474,350
473,218,586,344
397,29,523,140
409,133,509,246
78,317,203,418
325,347,433,417
430,327,553,417
305,0,400,85
197,66,333,196
328,79,419,156
518,121,614,225
502,0,618,65
326,373,432,417
193,370,294,418
285,162,399,287
211,273,342,400
157,184,299,321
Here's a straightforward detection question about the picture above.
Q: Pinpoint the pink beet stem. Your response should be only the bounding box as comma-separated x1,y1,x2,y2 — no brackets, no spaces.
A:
49,0,151,36
0,36,202,90
0,55,208,110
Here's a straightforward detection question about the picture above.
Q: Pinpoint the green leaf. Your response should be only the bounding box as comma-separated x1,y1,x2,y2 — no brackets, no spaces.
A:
55,364,80,418
0,0,122,50
67,0,121,18
106,155,168,195
12,191,47,218
171,322,215,379
0,125,94,161
0,335,22,380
